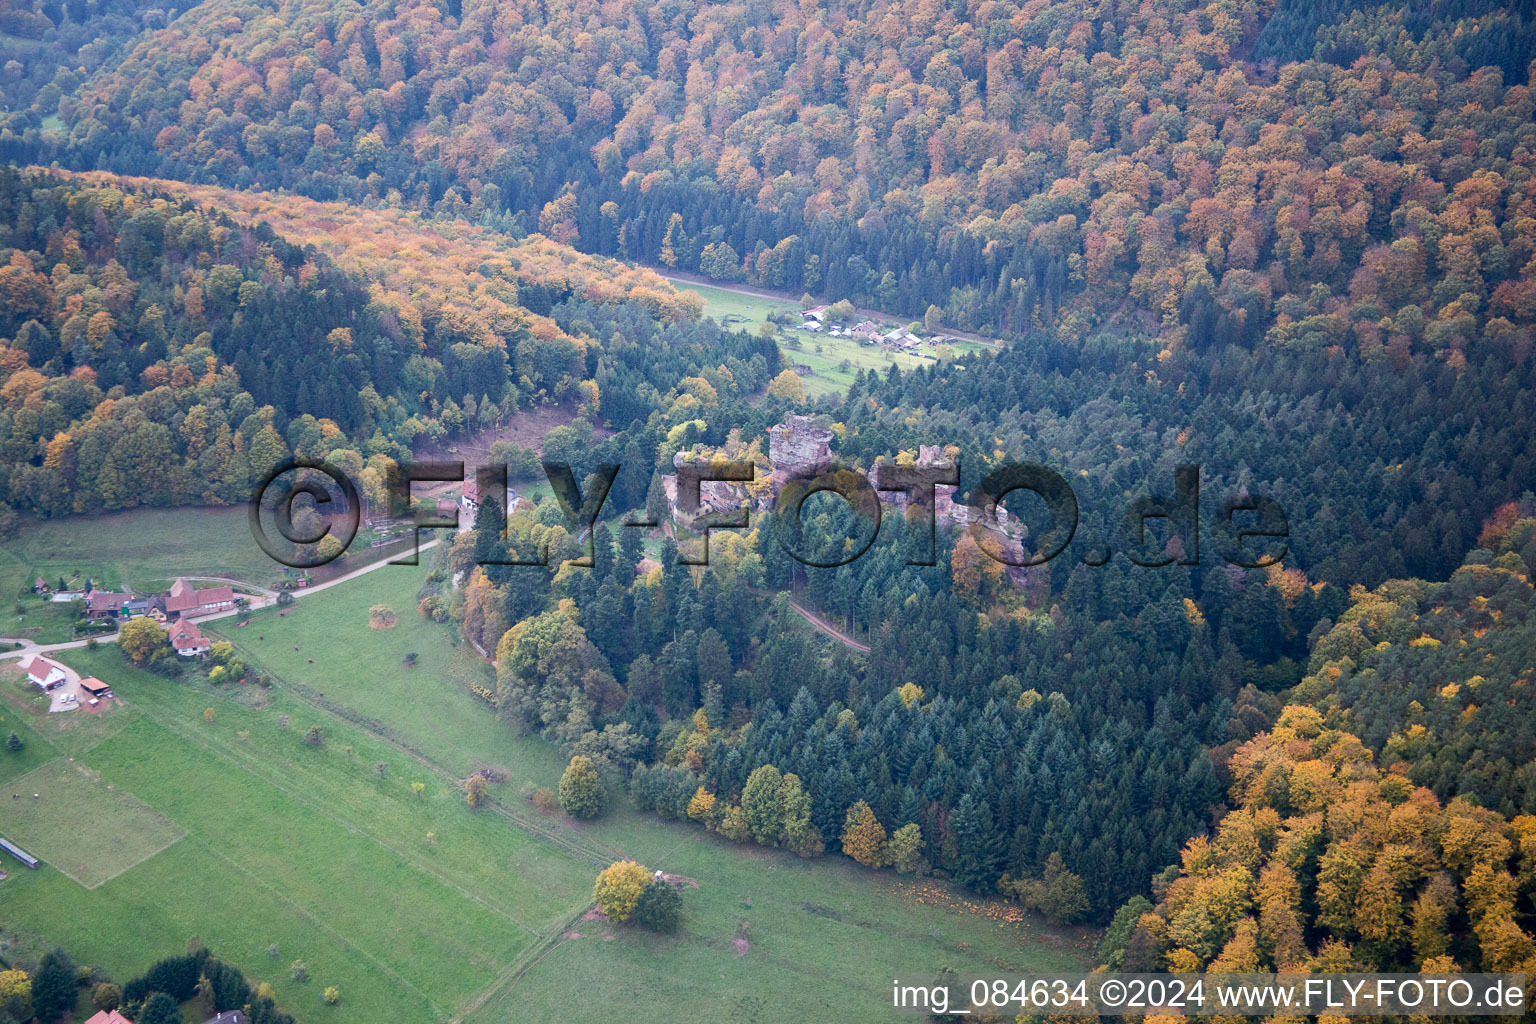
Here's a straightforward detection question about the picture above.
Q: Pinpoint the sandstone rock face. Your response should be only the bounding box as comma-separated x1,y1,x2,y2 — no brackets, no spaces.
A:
664,418,1031,589
870,444,957,512
768,415,833,489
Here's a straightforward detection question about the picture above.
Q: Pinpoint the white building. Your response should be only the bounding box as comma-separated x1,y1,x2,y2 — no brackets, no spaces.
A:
24,656,68,690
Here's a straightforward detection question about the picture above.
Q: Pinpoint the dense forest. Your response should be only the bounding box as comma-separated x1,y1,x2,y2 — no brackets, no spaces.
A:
4,0,1535,356
1,0,1534,990
1096,508,1536,979
0,168,769,518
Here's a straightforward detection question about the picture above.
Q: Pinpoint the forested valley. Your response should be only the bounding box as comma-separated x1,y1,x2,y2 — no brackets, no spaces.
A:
0,0,1534,994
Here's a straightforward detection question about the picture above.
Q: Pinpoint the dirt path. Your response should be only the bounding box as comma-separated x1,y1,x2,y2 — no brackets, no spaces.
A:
0,631,118,659
785,598,871,653
193,537,444,626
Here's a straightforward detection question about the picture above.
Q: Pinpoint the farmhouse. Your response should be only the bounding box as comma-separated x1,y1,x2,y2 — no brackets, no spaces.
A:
85,591,133,619
164,578,236,617
459,476,519,519
801,304,829,323
24,656,68,690
168,618,211,656
32,577,49,594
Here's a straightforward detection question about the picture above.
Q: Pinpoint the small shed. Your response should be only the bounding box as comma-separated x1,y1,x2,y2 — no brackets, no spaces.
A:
0,836,39,869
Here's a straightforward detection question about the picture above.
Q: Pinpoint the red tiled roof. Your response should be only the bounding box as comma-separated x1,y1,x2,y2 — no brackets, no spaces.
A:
23,656,62,678
84,1011,136,1024
86,591,130,612
164,580,235,613
169,617,208,651
167,618,203,642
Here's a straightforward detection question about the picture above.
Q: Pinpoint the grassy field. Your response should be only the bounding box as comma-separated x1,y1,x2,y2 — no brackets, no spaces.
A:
0,759,184,888
0,506,286,599
0,560,1089,1022
677,280,990,398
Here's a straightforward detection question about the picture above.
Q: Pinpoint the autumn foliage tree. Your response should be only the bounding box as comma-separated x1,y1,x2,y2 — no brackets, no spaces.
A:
1123,705,1536,975
593,860,653,923
840,800,888,869
118,616,170,667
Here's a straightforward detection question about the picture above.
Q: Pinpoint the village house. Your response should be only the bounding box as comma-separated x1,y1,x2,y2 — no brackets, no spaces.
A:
31,577,49,594
164,578,237,618
850,320,878,338
84,591,141,620
168,617,211,656
459,476,519,519
24,655,67,690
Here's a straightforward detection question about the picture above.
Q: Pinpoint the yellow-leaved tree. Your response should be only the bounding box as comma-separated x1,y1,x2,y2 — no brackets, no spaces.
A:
840,800,888,868
593,860,653,922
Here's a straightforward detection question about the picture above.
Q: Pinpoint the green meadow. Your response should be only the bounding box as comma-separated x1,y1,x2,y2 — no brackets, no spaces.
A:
0,555,1088,1022
0,506,279,595
675,279,990,398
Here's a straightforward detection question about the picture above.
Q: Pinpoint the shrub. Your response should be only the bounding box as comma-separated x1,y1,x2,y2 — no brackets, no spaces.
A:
138,992,181,1024
634,879,683,932
304,725,324,745
323,986,340,1006
290,960,309,982
91,982,121,1012
464,774,488,807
